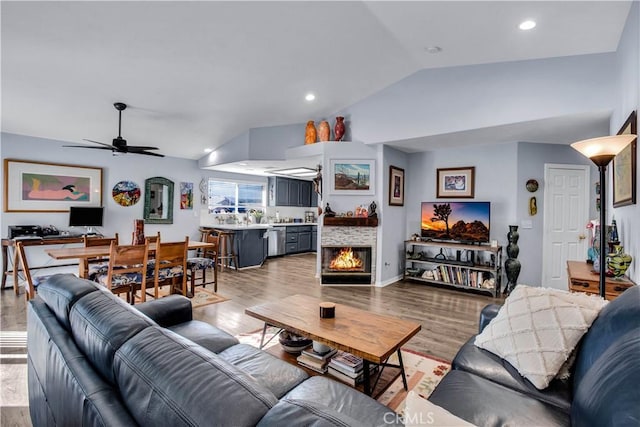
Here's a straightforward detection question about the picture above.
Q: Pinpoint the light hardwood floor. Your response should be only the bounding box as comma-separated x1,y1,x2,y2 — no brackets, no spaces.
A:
0,252,502,426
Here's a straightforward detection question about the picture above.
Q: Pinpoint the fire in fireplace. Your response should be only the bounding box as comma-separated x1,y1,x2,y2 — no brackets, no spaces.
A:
322,246,372,285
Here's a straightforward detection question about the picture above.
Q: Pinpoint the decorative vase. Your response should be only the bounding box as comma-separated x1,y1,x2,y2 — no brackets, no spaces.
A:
607,245,632,277
318,120,330,142
304,121,317,145
132,219,145,245
504,225,521,294
334,116,345,141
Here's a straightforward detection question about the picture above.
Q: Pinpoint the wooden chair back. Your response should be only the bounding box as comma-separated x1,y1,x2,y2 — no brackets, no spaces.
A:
102,241,149,304
130,231,160,245
83,233,119,278
152,236,189,298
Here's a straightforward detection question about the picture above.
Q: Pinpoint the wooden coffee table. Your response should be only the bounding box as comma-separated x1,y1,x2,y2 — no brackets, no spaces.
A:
245,294,421,397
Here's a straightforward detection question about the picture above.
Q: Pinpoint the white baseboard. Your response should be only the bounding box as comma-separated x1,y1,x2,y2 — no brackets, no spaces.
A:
376,275,403,287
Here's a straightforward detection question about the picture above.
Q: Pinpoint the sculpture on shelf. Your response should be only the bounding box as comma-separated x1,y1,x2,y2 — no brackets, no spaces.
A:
312,164,322,198
504,225,521,295
305,121,317,145
324,203,336,217
368,200,377,218
334,116,345,141
318,120,330,142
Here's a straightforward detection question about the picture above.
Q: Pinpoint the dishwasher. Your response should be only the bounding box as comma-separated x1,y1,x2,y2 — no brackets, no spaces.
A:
267,226,287,256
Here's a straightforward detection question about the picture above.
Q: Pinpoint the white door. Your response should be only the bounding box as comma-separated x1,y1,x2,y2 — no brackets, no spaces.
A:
542,164,590,290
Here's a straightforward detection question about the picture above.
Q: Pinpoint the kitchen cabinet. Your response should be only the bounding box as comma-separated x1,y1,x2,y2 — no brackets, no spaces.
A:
268,177,314,207
285,225,313,254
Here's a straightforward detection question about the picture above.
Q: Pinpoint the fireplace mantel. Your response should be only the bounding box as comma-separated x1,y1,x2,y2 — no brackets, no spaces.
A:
323,217,378,227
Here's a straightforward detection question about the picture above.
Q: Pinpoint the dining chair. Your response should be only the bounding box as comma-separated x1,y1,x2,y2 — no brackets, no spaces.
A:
83,233,119,281
131,231,160,245
149,236,189,299
16,241,54,301
95,241,149,304
187,232,218,294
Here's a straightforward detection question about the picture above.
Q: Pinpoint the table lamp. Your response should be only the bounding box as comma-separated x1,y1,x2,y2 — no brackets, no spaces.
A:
571,134,636,297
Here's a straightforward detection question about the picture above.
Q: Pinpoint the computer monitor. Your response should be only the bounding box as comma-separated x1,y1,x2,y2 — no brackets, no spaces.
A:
68,206,104,234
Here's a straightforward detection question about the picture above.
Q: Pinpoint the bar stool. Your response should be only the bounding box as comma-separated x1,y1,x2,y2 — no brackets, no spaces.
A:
215,230,238,271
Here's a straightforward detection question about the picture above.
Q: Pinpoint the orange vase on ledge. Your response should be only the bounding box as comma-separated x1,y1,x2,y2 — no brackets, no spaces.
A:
305,121,317,145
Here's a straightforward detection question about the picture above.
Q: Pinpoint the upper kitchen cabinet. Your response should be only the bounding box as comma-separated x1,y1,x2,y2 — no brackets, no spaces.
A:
268,177,314,207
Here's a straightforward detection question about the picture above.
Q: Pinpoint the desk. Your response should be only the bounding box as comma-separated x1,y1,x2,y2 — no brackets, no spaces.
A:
47,241,215,279
2,236,84,295
567,261,635,301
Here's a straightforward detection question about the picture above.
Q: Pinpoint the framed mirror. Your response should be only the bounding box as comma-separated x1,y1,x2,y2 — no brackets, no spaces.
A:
144,177,174,224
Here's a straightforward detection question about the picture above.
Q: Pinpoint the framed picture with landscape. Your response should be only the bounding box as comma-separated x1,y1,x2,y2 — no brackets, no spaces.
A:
436,166,475,199
613,111,637,207
3,159,102,212
329,159,375,195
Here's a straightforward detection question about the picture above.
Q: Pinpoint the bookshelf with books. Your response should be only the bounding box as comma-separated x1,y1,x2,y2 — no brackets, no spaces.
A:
404,240,502,297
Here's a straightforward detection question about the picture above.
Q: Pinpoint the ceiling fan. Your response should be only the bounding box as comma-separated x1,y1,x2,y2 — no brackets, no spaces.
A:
64,102,164,157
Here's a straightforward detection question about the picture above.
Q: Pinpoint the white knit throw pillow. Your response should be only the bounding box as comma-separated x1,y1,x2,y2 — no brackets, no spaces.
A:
474,284,608,389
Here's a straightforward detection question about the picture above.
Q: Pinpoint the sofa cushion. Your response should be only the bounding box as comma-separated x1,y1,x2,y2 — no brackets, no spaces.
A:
36,274,99,331
474,285,607,389
283,376,401,426
168,320,239,353
69,290,154,384
428,370,569,426
452,337,571,411
257,398,367,427
572,285,640,391
114,326,278,427
218,343,308,398
27,299,138,427
404,391,474,427
571,330,640,427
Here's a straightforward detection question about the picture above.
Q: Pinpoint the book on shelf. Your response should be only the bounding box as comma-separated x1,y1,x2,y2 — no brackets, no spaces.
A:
301,347,337,361
329,351,363,373
296,354,329,373
328,366,363,386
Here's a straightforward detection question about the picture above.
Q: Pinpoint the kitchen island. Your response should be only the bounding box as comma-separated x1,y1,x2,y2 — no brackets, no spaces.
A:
199,224,271,269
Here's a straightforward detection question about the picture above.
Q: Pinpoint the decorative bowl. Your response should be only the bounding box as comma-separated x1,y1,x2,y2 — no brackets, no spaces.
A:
279,331,312,353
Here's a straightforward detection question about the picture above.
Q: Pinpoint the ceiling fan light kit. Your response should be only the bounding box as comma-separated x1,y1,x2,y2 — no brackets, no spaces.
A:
63,102,165,157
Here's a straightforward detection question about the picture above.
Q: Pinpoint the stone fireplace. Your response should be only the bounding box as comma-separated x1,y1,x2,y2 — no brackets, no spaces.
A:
321,217,378,286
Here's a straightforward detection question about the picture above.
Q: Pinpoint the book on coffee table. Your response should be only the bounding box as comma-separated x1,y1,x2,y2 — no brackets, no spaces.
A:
297,353,330,374
328,366,363,386
329,351,363,373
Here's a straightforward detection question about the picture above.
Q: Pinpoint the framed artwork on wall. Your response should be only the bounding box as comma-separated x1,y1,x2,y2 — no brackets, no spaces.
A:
613,110,637,207
3,159,102,212
329,159,375,195
388,165,405,206
180,182,194,210
436,166,475,198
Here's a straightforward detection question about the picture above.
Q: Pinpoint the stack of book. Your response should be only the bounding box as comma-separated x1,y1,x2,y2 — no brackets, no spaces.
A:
296,346,337,374
327,351,367,386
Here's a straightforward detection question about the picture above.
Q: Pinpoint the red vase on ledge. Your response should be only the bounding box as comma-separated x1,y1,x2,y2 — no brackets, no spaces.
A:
334,116,345,141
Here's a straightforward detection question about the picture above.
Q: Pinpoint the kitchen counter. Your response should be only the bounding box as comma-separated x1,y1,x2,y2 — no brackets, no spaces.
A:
268,222,317,226
201,224,272,231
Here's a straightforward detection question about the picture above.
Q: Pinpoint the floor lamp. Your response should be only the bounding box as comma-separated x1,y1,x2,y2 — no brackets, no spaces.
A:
571,134,636,297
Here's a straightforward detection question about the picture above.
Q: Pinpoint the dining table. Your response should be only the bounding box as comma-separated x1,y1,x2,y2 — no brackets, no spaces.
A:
46,240,216,279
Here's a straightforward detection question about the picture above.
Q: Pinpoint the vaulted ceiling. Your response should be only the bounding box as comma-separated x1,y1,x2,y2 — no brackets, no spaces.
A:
1,1,632,160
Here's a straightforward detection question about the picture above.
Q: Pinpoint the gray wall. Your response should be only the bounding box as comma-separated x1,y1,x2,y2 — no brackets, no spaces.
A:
610,0,639,283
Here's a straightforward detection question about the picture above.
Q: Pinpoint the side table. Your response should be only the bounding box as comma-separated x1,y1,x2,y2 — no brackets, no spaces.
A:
566,260,635,301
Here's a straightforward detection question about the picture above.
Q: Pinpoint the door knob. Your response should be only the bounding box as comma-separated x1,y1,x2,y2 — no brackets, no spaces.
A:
578,234,586,241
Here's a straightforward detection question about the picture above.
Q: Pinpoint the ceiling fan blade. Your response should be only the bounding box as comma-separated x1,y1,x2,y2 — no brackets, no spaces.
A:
138,151,165,157
63,145,115,151
127,145,160,152
82,138,115,148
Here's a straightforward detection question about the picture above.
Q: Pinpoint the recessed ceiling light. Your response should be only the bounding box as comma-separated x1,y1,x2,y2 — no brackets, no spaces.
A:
305,93,316,102
519,20,536,31
425,46,442,54
204,148,213,153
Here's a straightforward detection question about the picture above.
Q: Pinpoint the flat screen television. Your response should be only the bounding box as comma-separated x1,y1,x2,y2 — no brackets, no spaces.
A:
69,206,104,232
421,202,490,243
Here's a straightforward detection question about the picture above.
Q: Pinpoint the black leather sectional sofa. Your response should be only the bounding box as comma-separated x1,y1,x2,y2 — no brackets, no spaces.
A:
27,274,400,426
428,285,640,426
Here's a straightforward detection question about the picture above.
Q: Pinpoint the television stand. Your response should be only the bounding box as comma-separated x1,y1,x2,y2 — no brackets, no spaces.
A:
404,240,502,297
